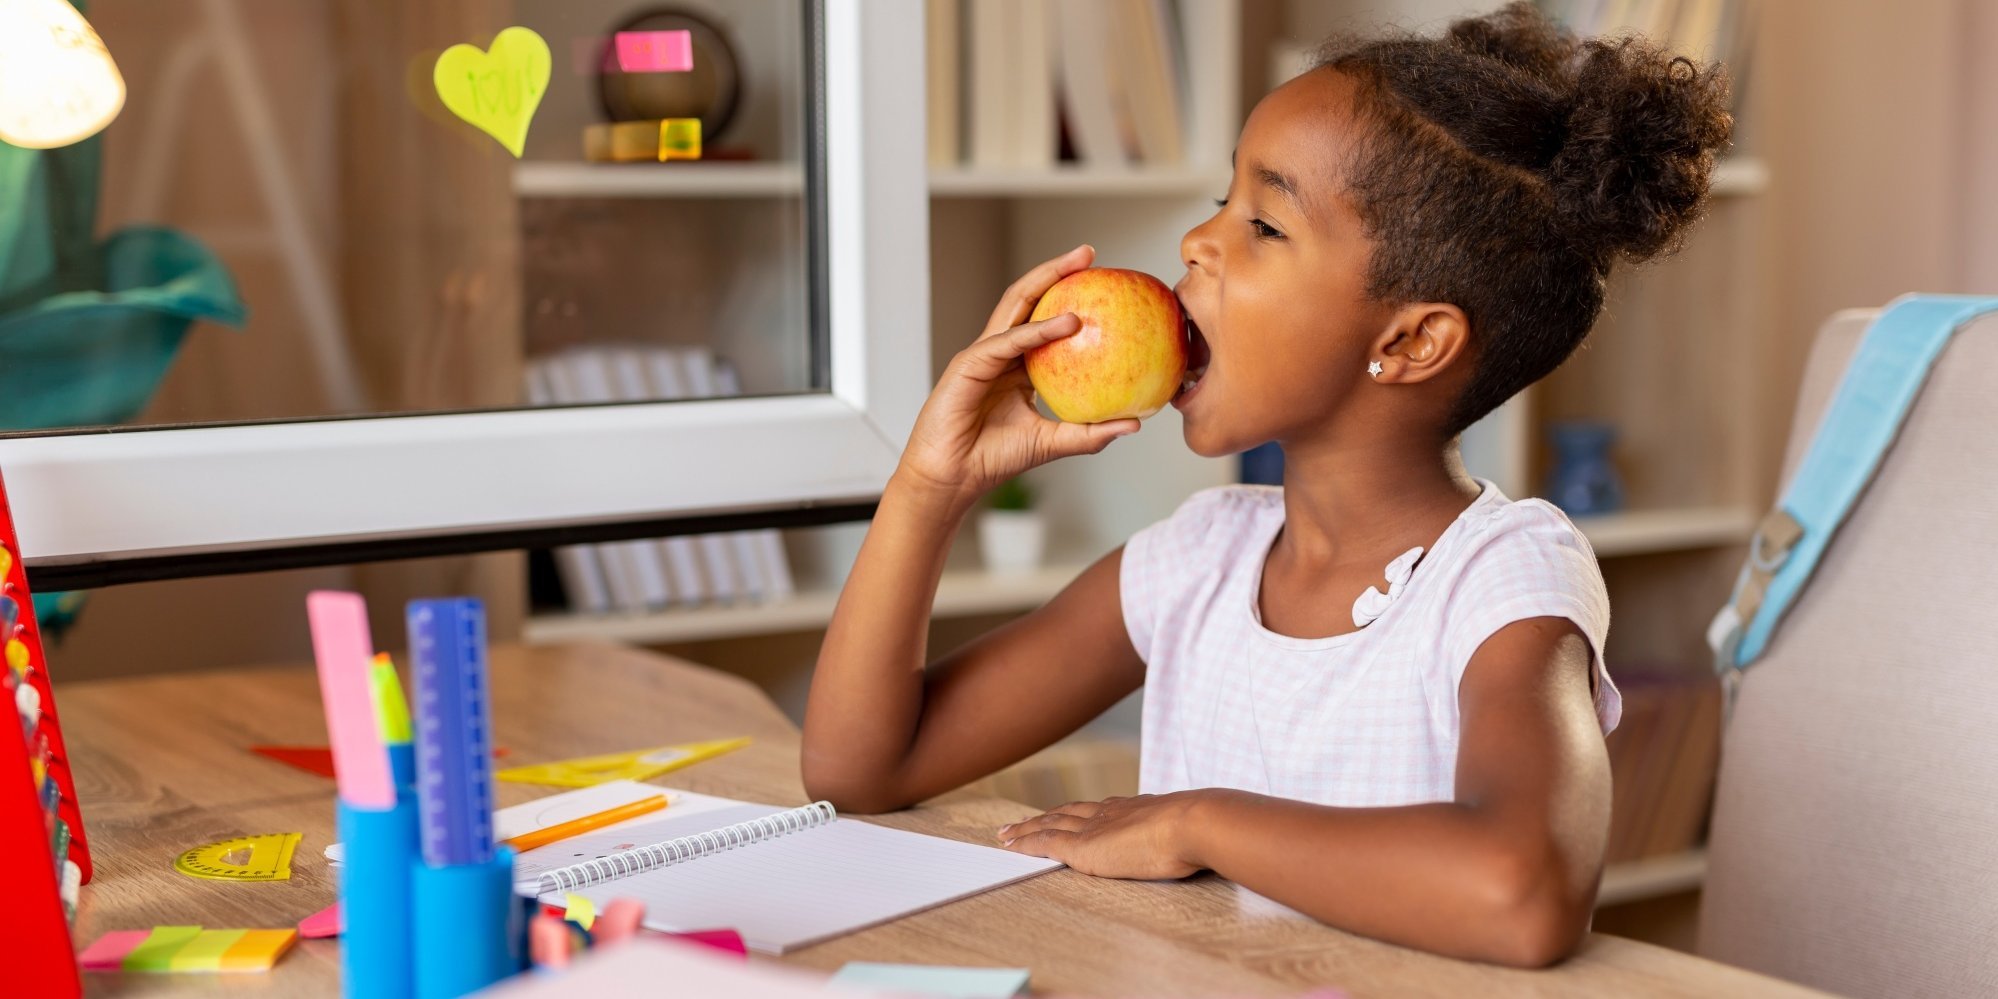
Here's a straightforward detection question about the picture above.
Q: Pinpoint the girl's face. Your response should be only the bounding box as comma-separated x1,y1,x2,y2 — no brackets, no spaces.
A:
1174,69,1391,458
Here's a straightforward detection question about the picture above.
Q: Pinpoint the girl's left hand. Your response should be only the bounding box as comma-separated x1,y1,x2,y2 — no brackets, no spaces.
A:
998,794,1204,880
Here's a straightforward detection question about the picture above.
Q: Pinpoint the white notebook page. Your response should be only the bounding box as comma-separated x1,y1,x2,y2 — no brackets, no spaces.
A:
515,797,1062,954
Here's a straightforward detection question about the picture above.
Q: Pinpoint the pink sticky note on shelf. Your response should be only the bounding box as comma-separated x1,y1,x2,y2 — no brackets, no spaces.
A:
78,929,151,970
307,591,392,809
614,30,692,73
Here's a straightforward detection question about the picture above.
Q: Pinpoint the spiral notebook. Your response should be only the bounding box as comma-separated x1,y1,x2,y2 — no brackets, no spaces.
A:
510,784,1062,954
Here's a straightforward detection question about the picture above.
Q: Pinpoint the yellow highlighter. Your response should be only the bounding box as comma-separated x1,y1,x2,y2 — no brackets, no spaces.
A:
502,794,670,853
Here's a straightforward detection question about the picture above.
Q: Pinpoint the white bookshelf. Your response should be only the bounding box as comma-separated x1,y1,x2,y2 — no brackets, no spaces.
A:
513,162,804,198
527,501,1749,646
1576,506,1757,558
512,157,1762,202
525,560,1091,647
930,167,1233,198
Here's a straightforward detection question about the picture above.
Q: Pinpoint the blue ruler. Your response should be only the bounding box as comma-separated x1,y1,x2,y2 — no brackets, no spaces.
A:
409,598,495,866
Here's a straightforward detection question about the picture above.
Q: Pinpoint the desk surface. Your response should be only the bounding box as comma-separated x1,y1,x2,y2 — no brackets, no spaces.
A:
59,641,1821,998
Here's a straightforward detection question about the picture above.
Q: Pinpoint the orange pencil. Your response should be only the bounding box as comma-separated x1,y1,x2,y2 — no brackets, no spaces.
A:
503,794,669,852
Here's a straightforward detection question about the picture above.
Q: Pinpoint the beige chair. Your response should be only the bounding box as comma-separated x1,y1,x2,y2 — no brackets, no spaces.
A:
1699,308,1998,997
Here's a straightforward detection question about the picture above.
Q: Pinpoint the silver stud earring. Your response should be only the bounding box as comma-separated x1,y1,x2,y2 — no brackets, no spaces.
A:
1367,360,1384,378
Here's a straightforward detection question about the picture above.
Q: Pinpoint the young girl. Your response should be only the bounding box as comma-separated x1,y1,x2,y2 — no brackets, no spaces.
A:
802,3,1730,967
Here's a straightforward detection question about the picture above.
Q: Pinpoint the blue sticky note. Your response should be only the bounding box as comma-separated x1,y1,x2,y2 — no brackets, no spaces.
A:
828,963,1029,998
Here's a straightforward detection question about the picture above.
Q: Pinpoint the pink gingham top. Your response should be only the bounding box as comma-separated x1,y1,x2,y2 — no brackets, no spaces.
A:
1123,482,1619,806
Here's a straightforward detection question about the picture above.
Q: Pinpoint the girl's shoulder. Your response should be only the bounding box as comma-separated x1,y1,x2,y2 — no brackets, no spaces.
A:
1141,484,1284,549
1449,490,1600,569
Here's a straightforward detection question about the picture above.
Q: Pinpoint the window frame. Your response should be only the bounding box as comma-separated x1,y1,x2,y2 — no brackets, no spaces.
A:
0,1,928,573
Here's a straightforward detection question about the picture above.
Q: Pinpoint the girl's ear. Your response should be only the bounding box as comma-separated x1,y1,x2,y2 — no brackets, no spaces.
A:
1370,305,1470,385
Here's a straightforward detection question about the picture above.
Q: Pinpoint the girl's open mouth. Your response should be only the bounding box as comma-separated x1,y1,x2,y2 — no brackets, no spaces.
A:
1178,311,1212,402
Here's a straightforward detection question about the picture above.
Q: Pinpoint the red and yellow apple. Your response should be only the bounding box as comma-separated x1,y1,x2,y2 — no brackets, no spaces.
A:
1025,267,1186,423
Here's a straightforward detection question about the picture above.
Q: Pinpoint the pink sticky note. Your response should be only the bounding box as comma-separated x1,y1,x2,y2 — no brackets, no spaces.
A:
614,30,693,73
78,929,151,970
298,902,341,939
670,928,746,960
307,591,392,808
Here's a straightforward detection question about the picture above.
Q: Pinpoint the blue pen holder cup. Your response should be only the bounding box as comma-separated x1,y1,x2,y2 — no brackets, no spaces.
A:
336,798,418,999
411,847,522,998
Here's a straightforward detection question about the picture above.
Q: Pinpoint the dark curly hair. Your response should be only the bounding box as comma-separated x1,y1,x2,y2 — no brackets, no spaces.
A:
1315,2,1733,435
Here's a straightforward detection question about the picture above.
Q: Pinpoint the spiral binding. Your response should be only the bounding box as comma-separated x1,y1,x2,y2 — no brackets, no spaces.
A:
533,800,838,896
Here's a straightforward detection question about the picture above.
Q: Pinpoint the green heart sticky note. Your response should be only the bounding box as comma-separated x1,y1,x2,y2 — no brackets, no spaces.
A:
433,26,551,157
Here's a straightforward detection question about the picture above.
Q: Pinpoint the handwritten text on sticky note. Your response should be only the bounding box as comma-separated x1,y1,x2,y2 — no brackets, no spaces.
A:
614,30,693,73
433,26,552,158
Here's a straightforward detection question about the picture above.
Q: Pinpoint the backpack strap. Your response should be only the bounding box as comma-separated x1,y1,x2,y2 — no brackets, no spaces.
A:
1710,295,1998,691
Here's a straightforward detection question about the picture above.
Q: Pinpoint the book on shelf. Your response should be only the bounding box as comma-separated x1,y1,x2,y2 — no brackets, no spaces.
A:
965,0,1017,169
539,351,668,614
1114,0,1186,166
1013,0,1059,168
526,345,798,616
710,361,797,602
1055,0,1132,167
925,0,963,167
522,363,613,615
633,350,715,606
943,0,1197,170
674,348,749,604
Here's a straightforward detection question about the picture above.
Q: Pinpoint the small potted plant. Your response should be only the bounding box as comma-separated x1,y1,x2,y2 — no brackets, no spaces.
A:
979,477,1046,574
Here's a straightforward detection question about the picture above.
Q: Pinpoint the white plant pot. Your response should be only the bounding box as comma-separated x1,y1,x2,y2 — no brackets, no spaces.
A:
978,510,1047,574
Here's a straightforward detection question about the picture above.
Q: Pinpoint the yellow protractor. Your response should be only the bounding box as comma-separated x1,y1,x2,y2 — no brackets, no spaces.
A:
172,833,302,882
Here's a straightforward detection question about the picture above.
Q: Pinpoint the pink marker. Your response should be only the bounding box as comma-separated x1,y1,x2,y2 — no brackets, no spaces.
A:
308,591,393,808
614,30,693,73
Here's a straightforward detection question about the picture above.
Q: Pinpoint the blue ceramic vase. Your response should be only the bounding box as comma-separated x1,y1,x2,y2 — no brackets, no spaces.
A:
1545,421,1625,516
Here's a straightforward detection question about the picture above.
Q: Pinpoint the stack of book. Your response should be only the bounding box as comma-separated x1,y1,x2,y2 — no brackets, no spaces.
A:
523,346,795,616
1602,669,1724,863
927,0,1214,171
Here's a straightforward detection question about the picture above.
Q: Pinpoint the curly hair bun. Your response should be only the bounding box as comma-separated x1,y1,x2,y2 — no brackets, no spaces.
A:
1312,1,1736,435
1548,34,1733,263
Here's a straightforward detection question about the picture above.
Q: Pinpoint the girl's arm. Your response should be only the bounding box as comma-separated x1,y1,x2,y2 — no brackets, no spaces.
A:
998,617,1611,968
801,247,1148,814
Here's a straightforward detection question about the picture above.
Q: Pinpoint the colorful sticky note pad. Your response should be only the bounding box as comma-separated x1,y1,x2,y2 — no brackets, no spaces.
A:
84,926,297,974
218,929,298,972
433,26,551,157
121,926,205,972
614,30,693,73
78,929,151,970
169,929,246,972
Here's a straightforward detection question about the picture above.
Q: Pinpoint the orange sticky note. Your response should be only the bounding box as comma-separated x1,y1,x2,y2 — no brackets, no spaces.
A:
168,929,246,972
217,929,298,972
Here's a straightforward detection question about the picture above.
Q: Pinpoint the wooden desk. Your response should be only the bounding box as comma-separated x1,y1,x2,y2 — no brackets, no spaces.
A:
60,641,1820,997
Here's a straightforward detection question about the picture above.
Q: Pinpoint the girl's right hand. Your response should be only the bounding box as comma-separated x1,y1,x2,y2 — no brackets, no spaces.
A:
897,245,1142,510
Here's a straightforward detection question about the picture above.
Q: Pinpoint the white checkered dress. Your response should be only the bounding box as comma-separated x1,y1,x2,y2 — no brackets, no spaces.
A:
1123,483,1618,806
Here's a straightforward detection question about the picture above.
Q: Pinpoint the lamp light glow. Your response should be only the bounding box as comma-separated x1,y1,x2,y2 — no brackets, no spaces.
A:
0,0,126,149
